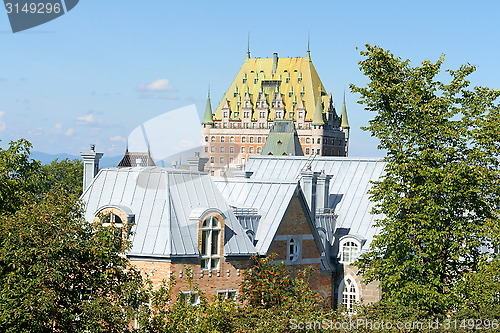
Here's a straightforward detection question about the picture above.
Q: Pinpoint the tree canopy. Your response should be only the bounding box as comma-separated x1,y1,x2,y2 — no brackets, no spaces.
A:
352,45,500,315
0,140,147,332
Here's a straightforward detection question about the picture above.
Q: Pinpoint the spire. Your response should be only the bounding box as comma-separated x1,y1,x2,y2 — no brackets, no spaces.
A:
312,91,324,126
307,32,311,60
246,32,251,59
340,91,350,128
202,87,214,125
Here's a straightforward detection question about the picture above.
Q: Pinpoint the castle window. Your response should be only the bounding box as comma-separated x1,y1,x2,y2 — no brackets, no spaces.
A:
211,136,215,142
200,216,222,270
298,112,304,118
317,138,321,144
205,147,208,153
257,137,262,143
220,146,225,153
298,123,303,129
289,92,292,97
341,241,359,264
230,136,234,142
94,207,134,242
317,149,320,155
229,146,234,153
306,138,310,144
257,147,262,153
182,291,200,306
249,147,254,153
234,112,239,118
305,148,310,154
288,237,300,262
300,92,304,97
217,290,238,302
340,277,359,313
229,157,234,164
205,136,208,142
241,147,246,153
220,157,224,164
338,139,342,146
221,136,225,142
211,146,215,153
286,78,290,84
242,137,246,143
210,156,214,163
249,137,254,143
211,170,214,176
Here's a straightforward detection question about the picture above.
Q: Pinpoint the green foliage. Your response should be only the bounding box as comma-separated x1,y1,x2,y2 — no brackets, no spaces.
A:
138,269,237,333
351,44,500,315
0,139,43,214
0,190,147,332
40,158,83,197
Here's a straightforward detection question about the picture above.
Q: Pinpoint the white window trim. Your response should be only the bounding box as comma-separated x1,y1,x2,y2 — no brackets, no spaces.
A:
181,291,200,306
339,237,361,264
217,289,238,302
338,274,359,313
287,237,301,262
200,216,222,270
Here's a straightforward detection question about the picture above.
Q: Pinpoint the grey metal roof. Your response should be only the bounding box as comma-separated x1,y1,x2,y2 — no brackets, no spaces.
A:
244,156,387,249
81,167,256,259
214,177,318,255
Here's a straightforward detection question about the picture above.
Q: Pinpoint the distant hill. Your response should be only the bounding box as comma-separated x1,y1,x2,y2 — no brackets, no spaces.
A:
31,151,122,169
31,146,202,169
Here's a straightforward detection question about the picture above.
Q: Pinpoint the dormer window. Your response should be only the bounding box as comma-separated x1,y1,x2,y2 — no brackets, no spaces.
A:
200,216,222,270
94,206,134,241
341,240,360,264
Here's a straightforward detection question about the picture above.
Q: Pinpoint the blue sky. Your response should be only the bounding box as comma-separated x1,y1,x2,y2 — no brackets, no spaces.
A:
1,0,499,158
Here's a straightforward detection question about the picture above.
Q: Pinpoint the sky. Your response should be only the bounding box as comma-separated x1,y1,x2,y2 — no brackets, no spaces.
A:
1,0,500,158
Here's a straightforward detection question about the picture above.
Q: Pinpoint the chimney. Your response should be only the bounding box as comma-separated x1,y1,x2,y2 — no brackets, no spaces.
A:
300,170,320,220
187,154,209,172
316,171,333,210
80,144,103,192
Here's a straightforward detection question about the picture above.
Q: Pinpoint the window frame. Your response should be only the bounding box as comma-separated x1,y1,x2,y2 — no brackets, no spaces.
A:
199,215,223,270
287,237,301,262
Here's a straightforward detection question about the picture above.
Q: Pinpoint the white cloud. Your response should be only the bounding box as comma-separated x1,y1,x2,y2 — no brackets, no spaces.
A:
64,128,75,136
75,114,96,125
137,79,177,92
0,111,6,132
54,123,63,130
110,135,126,142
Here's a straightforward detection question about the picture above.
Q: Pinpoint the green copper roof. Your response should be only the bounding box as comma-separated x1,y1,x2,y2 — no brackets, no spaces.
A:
261,120,304,156
312,94,324,126
340,94,349,128
202,93,214,125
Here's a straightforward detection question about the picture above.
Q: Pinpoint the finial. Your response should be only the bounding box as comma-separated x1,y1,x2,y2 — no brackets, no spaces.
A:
208,84,211,99
90,144,95,152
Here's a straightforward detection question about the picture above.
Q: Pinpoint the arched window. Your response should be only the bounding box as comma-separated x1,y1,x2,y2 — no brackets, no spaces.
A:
340,277,359,312
211,136,215,143
341,241,359,264
230,136,234,142
94,206,134,241
306,138,310,144
288,237,300,262
204,136,208,142
257,147,262,153
200,216,221,270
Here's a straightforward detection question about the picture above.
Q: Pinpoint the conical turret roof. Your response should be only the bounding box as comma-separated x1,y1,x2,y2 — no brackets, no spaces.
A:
312,93,324,126
340,93,349,128
202,92,214,125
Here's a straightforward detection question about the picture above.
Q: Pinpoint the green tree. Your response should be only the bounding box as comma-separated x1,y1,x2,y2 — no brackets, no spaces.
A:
40,158,83,197
352,45,500,315
0,190,147,332
0,139,43,214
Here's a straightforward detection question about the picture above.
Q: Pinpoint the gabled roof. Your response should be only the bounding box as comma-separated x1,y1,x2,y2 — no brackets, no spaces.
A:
81,167,255,259
213,177,322,256
261,120,304,156
244,156,387,249
117,150,156,168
